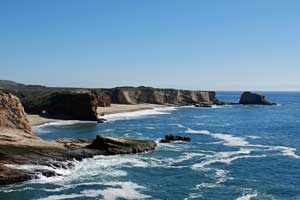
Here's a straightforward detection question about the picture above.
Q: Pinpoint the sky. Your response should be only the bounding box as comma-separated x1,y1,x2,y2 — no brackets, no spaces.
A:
0,0,300,91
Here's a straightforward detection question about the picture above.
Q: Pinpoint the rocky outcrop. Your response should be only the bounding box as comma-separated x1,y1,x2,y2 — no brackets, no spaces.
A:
109,87,221,106
0,91,33,135
160,134,191,143
0,92,156,185
86,135,157,155
239,92,276,105
19,91,99,121
43,92,99,120
0,164,31,185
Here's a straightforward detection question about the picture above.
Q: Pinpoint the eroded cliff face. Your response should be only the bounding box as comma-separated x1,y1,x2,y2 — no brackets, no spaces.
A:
109,87,219,105
8,90,100,121
0,91,33,135
0,92,157,185
44,92,99,120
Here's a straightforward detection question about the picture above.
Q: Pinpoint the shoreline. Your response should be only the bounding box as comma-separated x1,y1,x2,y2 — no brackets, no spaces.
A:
27,103,170,126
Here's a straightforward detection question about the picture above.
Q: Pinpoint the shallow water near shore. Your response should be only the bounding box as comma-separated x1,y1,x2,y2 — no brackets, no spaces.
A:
1,92,300,200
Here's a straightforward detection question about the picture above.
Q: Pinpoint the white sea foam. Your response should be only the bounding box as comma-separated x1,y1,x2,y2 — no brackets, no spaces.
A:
36,193,86,200
247,136,261,139
32,120,96,133
196,183,219,188
186,128,300,159
103,107,177,121
191,148,256,169
236,193,258,200
268,146,300,159
184,193,203,200
99,182,151,200
39,182,151,200
36,181,151,200
169,123,185,128
186,128,249,146
18,156,153,200
211,105,233,109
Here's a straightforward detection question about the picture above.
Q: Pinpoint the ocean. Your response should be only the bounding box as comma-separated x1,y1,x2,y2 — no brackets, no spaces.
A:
0,92,299,200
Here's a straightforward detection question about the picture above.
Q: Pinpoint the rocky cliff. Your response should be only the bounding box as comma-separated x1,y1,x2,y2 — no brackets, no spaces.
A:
101,87,221,106
4,89,100,121
0,91,33,135
0,92,157,185
1,80,224,120
42,91,99,120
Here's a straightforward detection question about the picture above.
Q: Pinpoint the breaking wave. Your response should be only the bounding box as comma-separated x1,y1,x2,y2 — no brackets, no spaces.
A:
185,128,299,159
103,107,177,121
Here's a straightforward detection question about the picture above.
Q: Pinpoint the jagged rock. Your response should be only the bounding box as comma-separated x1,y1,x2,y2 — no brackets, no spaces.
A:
0,91,33,135
0,164,31,186
86,135,157,155
160,134,191,143
239,92,276,105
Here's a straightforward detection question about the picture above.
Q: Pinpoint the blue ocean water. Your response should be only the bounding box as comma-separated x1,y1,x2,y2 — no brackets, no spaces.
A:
0,92,299,200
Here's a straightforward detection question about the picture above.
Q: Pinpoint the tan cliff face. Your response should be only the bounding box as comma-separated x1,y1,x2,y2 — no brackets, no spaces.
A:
0,91,33,135
0,91,64,149
111,88,217,105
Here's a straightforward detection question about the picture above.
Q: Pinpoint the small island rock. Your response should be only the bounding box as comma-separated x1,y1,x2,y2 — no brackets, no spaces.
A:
239,92,276,105
160,134,191,143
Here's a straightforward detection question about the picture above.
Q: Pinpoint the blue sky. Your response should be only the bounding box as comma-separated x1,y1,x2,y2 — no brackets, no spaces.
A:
0,0,299,90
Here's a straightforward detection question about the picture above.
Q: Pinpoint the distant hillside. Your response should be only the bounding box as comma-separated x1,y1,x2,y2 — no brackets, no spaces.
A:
0,80,25,88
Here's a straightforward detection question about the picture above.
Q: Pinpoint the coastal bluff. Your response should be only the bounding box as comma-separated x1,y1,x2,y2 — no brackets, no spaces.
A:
0,80,224,121
0,91,157,185
100,87,222,106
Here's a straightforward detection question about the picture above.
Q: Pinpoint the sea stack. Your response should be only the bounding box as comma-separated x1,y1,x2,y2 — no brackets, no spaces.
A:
239,92,276,105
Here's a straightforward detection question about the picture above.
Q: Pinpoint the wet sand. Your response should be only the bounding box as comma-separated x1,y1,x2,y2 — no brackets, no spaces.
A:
97,103,167,115
27,104,168,126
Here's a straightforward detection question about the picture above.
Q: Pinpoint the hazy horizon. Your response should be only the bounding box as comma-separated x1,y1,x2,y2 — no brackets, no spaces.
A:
1,1,300,91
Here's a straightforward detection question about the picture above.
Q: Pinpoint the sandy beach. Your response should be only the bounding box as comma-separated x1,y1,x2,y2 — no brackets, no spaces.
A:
27,114,57,126
97,103,167,115
27,104,168,126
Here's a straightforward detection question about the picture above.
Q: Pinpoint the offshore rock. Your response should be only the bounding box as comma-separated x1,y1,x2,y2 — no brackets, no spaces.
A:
86,135,157,155
160,134,191,143
239,92,276,105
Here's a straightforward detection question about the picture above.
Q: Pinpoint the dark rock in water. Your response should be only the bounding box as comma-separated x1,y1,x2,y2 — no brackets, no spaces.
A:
239,92,276,105
33,169,60,177
86,135,156,155
160,134,191,143
194,103,213,107
97,118,107,123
